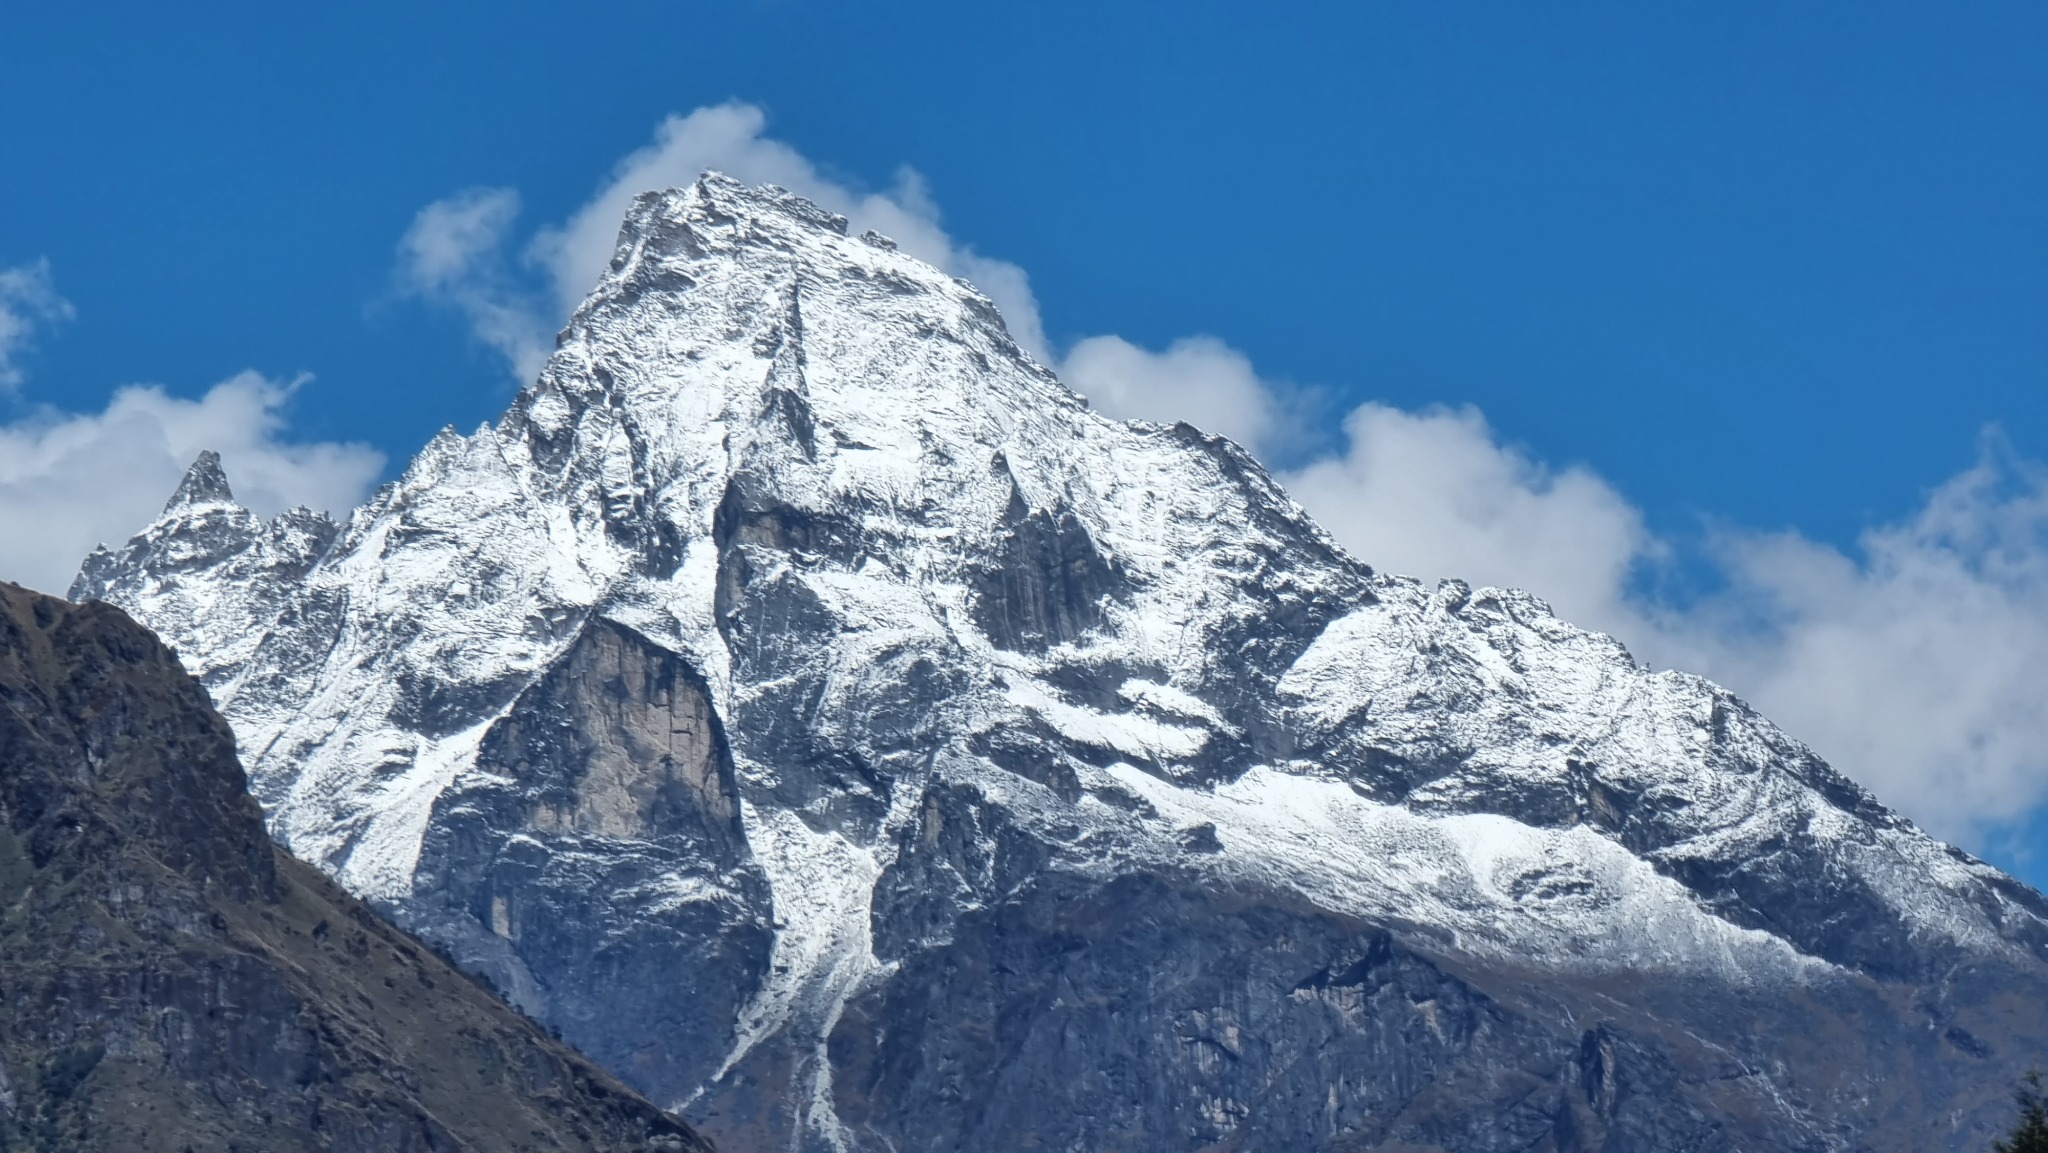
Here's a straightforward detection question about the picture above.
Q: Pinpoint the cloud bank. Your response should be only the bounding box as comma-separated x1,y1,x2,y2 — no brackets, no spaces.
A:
0,371,384,597
395,102,2048,850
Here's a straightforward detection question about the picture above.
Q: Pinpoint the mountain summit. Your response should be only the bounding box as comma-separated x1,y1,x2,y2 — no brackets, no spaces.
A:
77,173,2048,1152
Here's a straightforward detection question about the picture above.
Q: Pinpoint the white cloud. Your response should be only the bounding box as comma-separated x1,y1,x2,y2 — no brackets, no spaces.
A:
1281,403,1655,631
1062,334,1300,460
0,372,384,597
396,188,553,385
1637,443,2048,842
0,260,74,391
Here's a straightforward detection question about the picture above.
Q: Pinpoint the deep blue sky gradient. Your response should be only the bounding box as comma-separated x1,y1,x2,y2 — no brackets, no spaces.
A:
6,2,2048,873
6,1,2044,549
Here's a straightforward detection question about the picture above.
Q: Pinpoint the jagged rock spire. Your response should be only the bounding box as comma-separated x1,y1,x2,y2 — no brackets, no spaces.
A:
164,450,235,512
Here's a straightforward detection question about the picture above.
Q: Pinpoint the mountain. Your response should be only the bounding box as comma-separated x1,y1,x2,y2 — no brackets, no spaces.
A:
0,582,710,1152
75,173,2048,1152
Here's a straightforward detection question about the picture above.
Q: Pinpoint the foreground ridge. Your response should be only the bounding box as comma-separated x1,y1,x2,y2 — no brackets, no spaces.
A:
77,173,2048,1152
0,582,709,1152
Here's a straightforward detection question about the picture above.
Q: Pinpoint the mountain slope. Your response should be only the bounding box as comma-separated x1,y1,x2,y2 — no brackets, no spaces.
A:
76,173,2048,1152
0,581,710,1152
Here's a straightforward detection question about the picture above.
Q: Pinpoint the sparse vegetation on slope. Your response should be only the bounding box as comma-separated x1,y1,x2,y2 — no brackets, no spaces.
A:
1997,1071,2048,1153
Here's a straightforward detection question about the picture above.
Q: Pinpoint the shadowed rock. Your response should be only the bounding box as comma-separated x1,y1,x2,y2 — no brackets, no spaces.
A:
0,582,713,1153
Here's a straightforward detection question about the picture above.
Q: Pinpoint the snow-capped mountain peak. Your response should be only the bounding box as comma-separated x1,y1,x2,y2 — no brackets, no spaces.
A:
77,173,2048,1153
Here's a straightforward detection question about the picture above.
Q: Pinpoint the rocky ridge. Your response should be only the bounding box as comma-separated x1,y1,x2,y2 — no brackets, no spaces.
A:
0,581,711,1152
75,173,2048,1152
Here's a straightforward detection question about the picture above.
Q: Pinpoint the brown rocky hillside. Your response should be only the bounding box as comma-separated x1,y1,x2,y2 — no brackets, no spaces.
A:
0,581,716,1153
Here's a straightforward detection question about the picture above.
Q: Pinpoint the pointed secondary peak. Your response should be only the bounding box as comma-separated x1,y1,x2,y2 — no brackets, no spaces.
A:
164,450,236,512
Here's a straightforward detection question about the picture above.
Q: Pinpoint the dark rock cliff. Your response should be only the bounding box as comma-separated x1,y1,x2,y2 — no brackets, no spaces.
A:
0,582,714,1153
408,617,775,1108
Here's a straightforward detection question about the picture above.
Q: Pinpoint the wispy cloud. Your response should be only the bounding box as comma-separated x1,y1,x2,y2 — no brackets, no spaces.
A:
0,260,74,392
395,188,553,385
0,372,384,597
390,101,2048,850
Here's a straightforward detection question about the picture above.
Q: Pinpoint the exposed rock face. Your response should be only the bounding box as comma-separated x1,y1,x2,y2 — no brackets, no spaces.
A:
75,174,2048,1152
410,618,772,1105
0,582,710,1152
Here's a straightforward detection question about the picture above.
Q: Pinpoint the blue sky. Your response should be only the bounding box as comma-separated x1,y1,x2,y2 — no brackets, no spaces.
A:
4,1,2048,883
